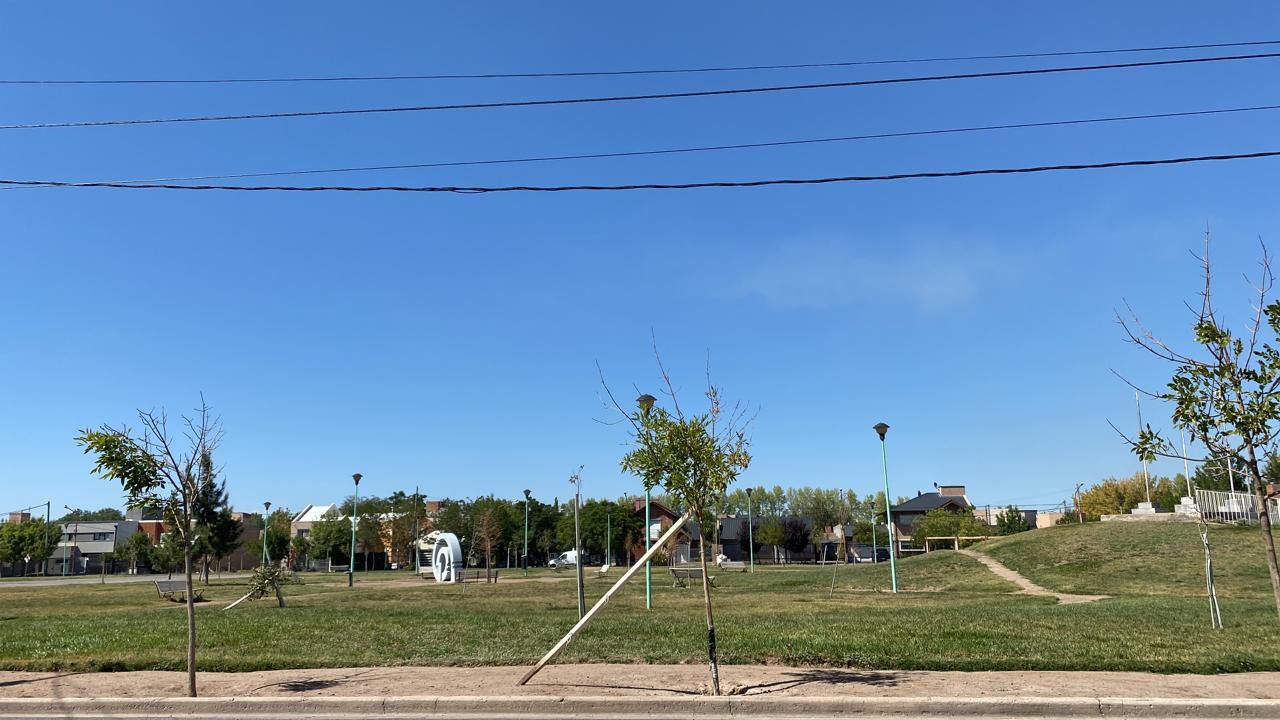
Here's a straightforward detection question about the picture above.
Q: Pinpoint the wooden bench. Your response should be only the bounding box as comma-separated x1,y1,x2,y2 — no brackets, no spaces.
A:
458,569,498,583
154,579,195,601
670,567,715,588
717,560,746,572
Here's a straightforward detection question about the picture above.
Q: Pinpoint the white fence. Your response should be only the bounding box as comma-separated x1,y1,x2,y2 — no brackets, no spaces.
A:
1195,489,1280,524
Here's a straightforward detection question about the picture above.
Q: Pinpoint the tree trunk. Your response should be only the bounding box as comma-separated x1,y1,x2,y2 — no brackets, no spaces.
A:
1253,484,1280,620
275,586,285,608
183,545,197,697
697,527,721,695
1242,450,1280,620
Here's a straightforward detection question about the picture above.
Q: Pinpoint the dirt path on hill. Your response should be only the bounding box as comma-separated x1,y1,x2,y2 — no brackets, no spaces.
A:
0,665,1276,699
958,548,1107,604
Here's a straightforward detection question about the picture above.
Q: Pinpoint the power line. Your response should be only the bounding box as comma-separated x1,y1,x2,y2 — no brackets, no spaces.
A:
5,150,1276,193
5,51,1279,131
5,40,1278,85
16,102,1278,188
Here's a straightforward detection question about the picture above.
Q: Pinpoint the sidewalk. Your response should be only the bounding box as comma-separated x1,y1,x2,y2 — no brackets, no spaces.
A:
2,664,1278,698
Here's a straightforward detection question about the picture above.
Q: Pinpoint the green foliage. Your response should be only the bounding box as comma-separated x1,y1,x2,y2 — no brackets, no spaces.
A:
995,506,1032,535
265,509,292,561
910,507,990,548
1078,473,1182,518
780,517,809,557
290,535,312,566
57,507,125,522
75,429,164,506
308,514,351,564
0,520,59,573
244,564,299,608
122,531,153,570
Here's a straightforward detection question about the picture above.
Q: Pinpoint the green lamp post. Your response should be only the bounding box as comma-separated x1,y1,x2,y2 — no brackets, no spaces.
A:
348,473,361,588
745,487,755,573
873,423,898,593
637,393,657,610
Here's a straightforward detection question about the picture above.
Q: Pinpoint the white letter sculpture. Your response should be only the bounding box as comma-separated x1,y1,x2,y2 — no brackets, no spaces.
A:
424,531,463,583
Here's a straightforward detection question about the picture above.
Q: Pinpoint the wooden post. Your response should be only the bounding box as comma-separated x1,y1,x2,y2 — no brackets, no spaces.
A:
518,513,689,686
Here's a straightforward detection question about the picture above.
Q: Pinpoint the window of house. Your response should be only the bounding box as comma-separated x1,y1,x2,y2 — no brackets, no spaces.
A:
92,532,111,541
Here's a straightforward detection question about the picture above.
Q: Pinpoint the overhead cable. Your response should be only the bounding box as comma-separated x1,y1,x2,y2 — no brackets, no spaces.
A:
4,51,1279,130
4,39,1278,84
5,150,1276,193
16,102,1279,188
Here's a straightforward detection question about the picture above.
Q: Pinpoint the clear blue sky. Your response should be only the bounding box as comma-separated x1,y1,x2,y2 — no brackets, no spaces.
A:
2,3,1278,517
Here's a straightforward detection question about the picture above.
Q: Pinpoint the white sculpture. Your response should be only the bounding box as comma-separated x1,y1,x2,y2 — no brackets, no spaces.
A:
422,531,463,583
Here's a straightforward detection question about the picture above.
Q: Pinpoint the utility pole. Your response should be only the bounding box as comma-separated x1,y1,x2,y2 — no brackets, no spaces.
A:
570,467,586,619
413,485,421,576
1074,483,1084,524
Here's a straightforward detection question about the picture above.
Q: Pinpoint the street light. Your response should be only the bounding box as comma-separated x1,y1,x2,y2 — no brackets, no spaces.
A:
349,473,361,588
523,489,531,577
873,423,898,593
637,394,657,610
745,487,755,573
262,501,272,566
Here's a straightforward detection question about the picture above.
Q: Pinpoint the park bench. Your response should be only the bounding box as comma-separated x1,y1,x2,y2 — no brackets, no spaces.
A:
717,560,746,572
153,579,201,602
458,569,498,583
329,564,349,573
670,567,715,588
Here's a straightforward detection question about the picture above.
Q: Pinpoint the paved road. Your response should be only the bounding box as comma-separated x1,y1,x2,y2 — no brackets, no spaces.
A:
0,573,251,589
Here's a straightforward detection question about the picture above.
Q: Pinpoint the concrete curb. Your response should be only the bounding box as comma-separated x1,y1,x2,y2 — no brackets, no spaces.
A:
1,695,1279,718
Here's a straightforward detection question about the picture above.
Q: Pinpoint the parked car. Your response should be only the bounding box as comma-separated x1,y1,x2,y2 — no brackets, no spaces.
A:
548,550,579,570
850,545,891,564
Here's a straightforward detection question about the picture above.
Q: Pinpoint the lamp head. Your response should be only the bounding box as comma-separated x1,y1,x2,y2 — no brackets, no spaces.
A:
264,501,271,512
636,394,657,414
523,489,531,500
745,487,753,497
873,422,890,441
352,473,362,486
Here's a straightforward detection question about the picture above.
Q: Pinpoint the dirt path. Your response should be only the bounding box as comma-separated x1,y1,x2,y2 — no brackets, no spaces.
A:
958,549,1107,604
1,665,1276,699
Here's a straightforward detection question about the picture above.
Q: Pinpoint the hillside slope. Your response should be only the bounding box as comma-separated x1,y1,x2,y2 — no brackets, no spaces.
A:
977,521,1272,598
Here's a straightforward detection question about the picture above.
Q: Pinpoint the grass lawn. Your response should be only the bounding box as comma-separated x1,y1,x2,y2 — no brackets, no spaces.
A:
1,533,1277,674
978,521,1274,598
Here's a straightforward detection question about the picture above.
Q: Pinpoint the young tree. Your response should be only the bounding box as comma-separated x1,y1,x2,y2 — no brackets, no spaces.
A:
77,399,222,697
910,508,989,549
611,356,752,696
473,506,501,581
756,519,783,563
995,506,1032,535
122,530,153,574
1120,239,1280,619
308,514,351,565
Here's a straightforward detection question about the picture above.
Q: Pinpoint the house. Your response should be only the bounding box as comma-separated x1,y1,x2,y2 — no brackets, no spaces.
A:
290,504,337,538
125,507,167,544
49,519,140,575
718,515,816,563
889,485,975,554
630,498,699,564
973,505,1039,529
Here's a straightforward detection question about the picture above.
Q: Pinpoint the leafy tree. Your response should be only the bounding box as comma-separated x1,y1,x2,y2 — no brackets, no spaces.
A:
77,399,221,696
910,507,990,549
735,520,760,560
265,508,292,562
756,519,783,563
780,517,809,562
205,508,243,577
122,530,153,574
615,362,752,696
1122,239,1280,619
1077,473,1182,519
243,564,298,608
290,535,312,569
308,514,351,565
473,505,501,581
995,506,1032,535
58,507,125,522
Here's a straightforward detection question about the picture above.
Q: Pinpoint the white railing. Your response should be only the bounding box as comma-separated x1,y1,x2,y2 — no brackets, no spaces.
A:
1196,489,1280,524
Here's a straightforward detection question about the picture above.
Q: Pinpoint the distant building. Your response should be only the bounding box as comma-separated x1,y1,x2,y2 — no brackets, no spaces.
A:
48,519,140,575
290,504,337,538
889,485,974,554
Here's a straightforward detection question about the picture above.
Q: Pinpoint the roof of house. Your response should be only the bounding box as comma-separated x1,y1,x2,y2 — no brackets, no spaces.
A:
891,492,974,513
292,504,336,523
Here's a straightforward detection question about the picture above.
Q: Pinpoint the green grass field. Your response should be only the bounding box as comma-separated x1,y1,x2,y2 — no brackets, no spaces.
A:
1,522,1277,674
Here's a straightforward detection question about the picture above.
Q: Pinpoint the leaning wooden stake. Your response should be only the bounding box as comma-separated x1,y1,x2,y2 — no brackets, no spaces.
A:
518,513,689,686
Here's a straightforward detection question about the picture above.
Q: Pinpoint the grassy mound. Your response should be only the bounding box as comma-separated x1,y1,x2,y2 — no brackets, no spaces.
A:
977,521,1273,598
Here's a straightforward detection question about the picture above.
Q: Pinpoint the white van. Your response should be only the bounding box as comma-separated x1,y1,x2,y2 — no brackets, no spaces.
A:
549,550,579,570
